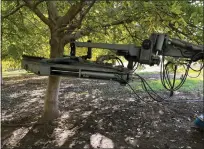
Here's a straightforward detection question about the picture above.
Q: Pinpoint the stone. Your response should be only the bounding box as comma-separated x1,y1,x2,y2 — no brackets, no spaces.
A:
159,110,164,115
90,133,114,149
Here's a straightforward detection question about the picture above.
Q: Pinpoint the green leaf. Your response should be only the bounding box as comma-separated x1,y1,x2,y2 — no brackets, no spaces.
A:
175,22,179,28
190,12,197,19
178,18,187,27
8,44,19,59
171,2,182,15
193,17,199,25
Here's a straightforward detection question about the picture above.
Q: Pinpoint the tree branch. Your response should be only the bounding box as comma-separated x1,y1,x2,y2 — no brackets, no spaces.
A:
34,0,45,8
46,1,59,25
78,0,96,25
123,24,143,41
62,15,137,45
158,8,203,31
22,0,51,27
102,17,134,28
155,9,197,41
2,3,25,20
62,28,93,44
58,0,96,34
57,0,85,26
168,23,189,37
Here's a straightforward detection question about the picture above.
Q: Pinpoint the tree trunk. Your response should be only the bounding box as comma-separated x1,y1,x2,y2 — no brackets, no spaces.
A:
43,76,61,120
1,65,3,85
42,34,64,121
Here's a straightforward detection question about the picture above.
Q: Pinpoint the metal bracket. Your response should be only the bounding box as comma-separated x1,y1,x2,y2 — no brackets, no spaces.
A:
22,55,132,84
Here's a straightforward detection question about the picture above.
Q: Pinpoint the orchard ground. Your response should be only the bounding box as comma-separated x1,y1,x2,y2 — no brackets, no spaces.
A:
1,69,204,149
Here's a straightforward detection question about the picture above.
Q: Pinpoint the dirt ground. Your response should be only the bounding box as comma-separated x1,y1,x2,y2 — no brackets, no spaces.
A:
1,74,204,149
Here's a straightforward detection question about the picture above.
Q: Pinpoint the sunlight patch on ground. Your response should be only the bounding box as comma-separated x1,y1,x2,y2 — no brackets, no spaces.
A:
9,91,27,98
73,108,81,112
29,89,45,97
60,111,70,119
126,98,135,102
52,128,76,147
106,97,117,101
5,76,48,84
84,94,90,98
91,98,100,103
60,83,75,88
116,97,136,102
52,116,79,147
52,111,84,147
69,140,78,148
90,97,104,108
81,111,92,118
81,81,90,85
80,91,89,95
101,106,111,111
115,97,138,102
16,97,40,108
2,97,42,121
9,90,31,98
125,136,139,147
2,113,15,121
99,82,107,85
112,105,121,111
91,89,102,96
90,133,114,148
63,92,77,98
3,127,31,148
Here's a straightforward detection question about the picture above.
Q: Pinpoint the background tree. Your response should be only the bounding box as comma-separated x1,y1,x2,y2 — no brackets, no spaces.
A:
1,0,203,121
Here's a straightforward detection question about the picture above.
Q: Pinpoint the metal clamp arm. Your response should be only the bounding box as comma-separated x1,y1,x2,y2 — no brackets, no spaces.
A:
74,42,140,57
140,33,203,64
161,36,203,61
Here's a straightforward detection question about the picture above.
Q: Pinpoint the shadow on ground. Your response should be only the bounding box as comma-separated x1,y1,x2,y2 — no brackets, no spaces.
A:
1,75,204,149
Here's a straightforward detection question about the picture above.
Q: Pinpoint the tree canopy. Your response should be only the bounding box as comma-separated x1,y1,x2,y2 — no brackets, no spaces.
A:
1,0,203,71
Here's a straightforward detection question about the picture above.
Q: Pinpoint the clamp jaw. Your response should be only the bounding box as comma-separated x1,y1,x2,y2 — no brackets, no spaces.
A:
22,55,132,85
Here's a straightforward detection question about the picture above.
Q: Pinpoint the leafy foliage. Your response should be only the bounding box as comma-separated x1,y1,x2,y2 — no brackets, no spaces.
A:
1,0,203,70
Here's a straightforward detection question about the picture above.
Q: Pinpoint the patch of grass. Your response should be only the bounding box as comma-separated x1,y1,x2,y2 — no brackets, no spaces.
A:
133,69,203,92
2,70,33,78
129,77,203,92
136,71,159,76
136,70,203,78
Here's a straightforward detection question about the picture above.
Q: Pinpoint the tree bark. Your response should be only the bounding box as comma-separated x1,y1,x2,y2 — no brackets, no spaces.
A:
43,76,61,120
42,33,64,121
39,1,95,121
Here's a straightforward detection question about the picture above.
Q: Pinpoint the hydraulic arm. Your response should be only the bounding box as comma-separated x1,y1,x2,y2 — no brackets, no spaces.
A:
74,33,203,67
22,33,203,85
